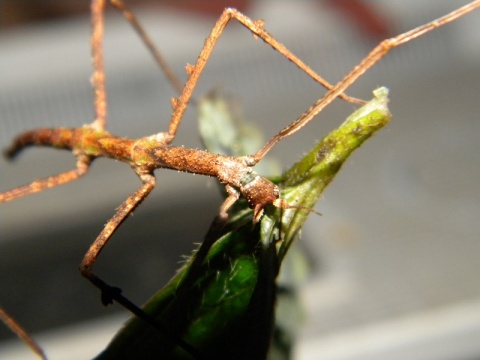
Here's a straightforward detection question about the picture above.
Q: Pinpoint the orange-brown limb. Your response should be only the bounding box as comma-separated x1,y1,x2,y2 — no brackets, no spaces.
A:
0,308,46,360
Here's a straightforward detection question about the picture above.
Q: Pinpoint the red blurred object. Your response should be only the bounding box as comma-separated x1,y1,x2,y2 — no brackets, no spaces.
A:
0,0,250,28
324,0,391,39
160,0,249,17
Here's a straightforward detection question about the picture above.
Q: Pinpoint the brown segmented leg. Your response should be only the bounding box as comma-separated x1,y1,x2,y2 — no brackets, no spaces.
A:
109,0,184,95
90,0,108,131
165,8,364,142
0,308,46,360
252,0,480,163
79,173,156,304
0,156,91,203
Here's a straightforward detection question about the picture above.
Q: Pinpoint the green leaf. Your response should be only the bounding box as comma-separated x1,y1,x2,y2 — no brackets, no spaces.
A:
96,87,391,359
198,89,282,177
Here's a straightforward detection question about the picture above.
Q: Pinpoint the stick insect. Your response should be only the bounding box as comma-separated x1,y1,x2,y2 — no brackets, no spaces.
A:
1,0,479,356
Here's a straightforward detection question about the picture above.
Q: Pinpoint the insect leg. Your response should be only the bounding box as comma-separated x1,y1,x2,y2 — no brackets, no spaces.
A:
90,0,108,131
79,173,155,304
109,0,184,95
0,156,91,203
0,308,46,360
166,8,364,142
252,0,480,163
227,9,364,105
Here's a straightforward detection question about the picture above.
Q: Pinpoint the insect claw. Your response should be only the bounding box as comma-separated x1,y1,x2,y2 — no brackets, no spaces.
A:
100,285,123,306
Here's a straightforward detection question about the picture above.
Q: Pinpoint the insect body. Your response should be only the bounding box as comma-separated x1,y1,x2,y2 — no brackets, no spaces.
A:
5,125,282,223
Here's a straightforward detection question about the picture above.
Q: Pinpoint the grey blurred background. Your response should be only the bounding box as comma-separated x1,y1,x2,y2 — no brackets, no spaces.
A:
1,1,479,359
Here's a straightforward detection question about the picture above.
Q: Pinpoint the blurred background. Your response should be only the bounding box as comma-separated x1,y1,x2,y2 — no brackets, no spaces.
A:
1,1,479,359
